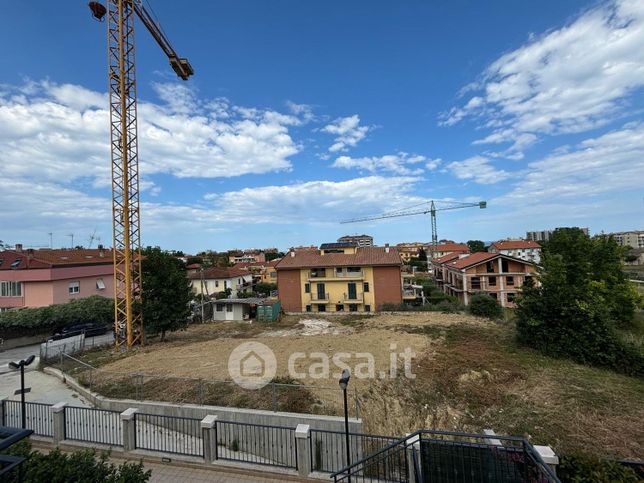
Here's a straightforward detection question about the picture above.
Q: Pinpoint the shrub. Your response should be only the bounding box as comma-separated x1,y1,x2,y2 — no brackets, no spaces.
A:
0,296,114,338
469,294,503,319
3,441,151,483
558,454,640,483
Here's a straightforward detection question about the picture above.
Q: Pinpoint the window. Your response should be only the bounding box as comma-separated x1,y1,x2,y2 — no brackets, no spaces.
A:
364,305,371,312
471,277,481,290
69,281,80,295
349,304,358,312
488,276,497,286
304,283,310,293
507,293,516,303
336,267,343,275
501,259,509,273
311,268,326,278
317,304,326,312
215,281,219,288
226,304,233,312
306,305,311,312
347,267,361,274
216,303,224,312
0,281,22,297
490,293,498,300
96,278,106,290
507,276,514,286
486,261,495,273
363,282,370,292
10,259,21,269
525,276,533,286
336,304,344,312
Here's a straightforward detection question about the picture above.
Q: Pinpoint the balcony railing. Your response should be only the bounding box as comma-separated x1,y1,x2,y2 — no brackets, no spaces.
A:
310,292,330,301
308,270,364,279
343,292,363,302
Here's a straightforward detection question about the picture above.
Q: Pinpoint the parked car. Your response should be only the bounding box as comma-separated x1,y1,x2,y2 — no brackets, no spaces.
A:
50,322,109,341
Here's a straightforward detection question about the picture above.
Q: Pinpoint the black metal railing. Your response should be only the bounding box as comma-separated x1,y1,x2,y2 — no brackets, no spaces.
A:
1,400,53,437
331,430,560,483
134,413,203,457
309,428,399,474
216,420,297,469
64,405,122,447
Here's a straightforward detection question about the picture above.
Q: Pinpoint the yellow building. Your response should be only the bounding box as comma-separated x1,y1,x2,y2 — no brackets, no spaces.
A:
275,245,403,313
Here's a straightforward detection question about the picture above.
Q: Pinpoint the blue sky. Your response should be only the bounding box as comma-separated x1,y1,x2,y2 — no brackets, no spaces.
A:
1,0,643,253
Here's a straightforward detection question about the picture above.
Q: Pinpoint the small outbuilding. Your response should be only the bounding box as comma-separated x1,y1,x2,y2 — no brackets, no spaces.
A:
210,298,281,322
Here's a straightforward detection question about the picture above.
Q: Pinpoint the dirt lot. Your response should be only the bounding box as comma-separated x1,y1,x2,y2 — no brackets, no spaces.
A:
83,312,643,460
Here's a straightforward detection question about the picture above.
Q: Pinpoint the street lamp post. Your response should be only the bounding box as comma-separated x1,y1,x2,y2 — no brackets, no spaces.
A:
8,355,36,429
339,368,351,482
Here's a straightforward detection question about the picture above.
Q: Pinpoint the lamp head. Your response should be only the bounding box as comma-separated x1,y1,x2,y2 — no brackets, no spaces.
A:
24,355,36,366
8,361,19,369
339,368,350,390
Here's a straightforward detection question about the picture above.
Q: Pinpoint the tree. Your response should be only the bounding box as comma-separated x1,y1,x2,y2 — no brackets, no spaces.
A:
417,248,428,261
255,282,277,295
265,251,284,262
515,228,643,375
140,246,193,342
467,240,486,252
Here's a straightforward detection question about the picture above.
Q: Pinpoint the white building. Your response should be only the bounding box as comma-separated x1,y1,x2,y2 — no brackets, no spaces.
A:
188,267,253,297
609,231,644,248
489,240,541,264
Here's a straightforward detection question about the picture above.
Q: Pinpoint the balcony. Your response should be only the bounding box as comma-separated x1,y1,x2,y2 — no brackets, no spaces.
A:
343,292,363,303
310,292,330,302
308,269,364,280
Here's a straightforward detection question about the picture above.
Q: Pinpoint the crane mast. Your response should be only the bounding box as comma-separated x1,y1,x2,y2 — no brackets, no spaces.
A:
93,0,193,348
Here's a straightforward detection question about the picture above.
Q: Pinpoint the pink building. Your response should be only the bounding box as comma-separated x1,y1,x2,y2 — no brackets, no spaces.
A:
0,246,114,311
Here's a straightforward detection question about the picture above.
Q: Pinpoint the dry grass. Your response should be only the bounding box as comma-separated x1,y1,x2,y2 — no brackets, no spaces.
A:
75,312,644,460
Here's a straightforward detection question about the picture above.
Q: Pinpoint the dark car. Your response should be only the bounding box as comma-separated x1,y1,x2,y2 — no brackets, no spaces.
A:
51,322,109,341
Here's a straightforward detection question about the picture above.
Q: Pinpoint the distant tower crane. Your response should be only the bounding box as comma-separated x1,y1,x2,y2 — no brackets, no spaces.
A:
341,200,487,254
88,1,194,348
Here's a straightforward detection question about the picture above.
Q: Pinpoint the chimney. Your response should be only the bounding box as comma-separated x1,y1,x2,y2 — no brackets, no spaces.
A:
98,244,105,257
15,243,23,252
290,251,295,258
385,243,390,253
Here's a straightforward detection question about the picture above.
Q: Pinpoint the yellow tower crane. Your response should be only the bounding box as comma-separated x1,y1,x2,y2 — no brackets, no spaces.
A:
88,1,194,348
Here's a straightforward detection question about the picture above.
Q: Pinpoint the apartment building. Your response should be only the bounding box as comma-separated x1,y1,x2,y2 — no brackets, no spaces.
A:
437,252,538,308
488,240,541,264
526,227,589,242
0,246,114,311
228,251,266,264
431,252,463,290
609,230,644,248
337,234,373,247
188,267,253,297
275,245,402,313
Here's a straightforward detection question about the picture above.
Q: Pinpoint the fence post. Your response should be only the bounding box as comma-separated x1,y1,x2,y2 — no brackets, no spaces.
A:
201,415,218,463
534,445,559,476
0,399,5,426
295,424,311,477
120,408,138,451
50,402,67,445
272,382,277,412
406,433,420,483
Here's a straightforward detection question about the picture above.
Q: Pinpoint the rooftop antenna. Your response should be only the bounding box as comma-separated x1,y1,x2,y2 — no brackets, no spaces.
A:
48,232,53,248
67,233,74,249
88,229,98,248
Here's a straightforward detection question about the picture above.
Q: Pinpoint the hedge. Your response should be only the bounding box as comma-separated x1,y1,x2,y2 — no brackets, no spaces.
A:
0,296,114,338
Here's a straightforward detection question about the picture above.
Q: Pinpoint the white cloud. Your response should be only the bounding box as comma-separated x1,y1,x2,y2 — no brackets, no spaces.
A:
322,115,371,152
447,156,512,184
498,122,644,203
442,0,644,156
0,80,304,186
204,176,423,223
332,152,434,175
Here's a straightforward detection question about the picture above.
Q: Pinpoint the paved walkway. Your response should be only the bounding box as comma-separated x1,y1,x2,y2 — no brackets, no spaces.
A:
0,366,91,406
144,461,306,482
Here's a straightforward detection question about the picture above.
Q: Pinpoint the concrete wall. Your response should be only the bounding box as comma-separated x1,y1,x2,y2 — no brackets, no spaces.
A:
373,266,403,308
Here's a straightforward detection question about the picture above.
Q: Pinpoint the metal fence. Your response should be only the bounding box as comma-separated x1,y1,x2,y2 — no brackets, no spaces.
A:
64,405,122,447
1,400,53,437
217,419,297,469
134,413,203,457
310,428,399,474
331,430,561,483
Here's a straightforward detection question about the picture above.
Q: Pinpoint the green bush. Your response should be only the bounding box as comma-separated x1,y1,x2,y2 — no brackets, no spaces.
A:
469,294,503,319
558,454,640,482
0,296,114,338
3,441,151,483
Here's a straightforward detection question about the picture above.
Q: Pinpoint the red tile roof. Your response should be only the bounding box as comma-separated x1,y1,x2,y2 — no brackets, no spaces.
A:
491,240,541,250
0,248,113,270
433,243,469,252
275,247,402,269
448,252,498,270
432,252,462,264
187,266,251,280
